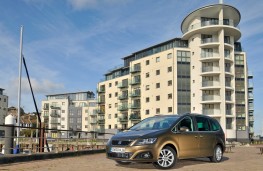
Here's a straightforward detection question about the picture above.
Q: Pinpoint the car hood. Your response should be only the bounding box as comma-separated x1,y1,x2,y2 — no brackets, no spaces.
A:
112,129,167,140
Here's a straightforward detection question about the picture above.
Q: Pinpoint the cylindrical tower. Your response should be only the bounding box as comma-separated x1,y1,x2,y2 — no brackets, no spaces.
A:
181,4,242,140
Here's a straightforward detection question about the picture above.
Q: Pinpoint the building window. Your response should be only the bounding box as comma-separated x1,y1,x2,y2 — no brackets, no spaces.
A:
77,118,81,123
168,107,172,113
146,60,150,65
108,125,111,129
62,110,65,113
156,95,160,101
62,117,65,121
145,109,150,115
114,124,118,129
109,83,112,87
156,57,160,62
168,80,172,86
167,53,172,59
156,83,160,89
108,114,111,119
168,93,172,99
168,66,172,72
77,110,81,116
115,103,118,108
69,118,74,123
61,125,65,128
156,108,160,114
156,70,160,75
193,80,195,83
62,102,65,105
114,113,118,118
109,93,112,98
146,85,150,91
115,81,118,86
146,97,150,103
146,72,150,78
109,104,112,108
85,117,88,121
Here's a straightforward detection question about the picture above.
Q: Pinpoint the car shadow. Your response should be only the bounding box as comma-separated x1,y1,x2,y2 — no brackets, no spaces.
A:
116,157,229,170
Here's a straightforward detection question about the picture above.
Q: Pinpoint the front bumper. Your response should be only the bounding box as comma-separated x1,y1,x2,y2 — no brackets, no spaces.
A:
106,144,160,162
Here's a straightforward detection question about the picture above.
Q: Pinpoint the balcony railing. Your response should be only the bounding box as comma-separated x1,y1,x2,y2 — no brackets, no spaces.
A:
118,117,128,122
182,19,239,34
97,119,105,125
130,90,141,97
97,109,105,115
130,79,141,85
202,66,220,73
201,38,218,44
97,87,105,93
50,105,61,109
129,114,141,121
200,52,219,59
225,82,231,87
202,81,220,87
118,82,129,88
130,66,141,73
202,109,221,115
118,94,128,100
98,98,105,104
118,105,128,111
202,95,221,101
129,103,141,109
225,96,232,101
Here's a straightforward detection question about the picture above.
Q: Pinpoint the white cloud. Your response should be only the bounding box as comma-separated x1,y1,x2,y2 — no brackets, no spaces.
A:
67,0,98,10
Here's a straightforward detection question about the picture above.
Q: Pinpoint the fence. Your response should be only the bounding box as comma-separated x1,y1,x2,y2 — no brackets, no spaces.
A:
0,124,114,155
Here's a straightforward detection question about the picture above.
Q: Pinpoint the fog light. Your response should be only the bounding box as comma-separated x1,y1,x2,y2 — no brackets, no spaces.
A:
136,152,153,159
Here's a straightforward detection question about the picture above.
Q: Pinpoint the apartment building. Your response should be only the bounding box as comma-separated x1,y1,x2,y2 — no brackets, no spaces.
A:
41,91,97,138
97,2,254,142
0,88,8,136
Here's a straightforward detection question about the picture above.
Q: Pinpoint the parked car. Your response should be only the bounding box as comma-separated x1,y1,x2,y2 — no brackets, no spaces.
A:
106,113,225,169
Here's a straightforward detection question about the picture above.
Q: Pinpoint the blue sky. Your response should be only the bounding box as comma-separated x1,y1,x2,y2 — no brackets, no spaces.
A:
0,0,262,135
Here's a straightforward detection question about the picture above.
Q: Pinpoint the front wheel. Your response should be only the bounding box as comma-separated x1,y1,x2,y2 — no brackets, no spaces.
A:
209,145,223,162
153,146,177,170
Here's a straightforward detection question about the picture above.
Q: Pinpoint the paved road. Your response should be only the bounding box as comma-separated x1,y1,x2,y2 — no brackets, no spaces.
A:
0,146,262,171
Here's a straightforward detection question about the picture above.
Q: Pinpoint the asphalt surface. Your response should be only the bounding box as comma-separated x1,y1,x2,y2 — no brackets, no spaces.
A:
0,146,262,171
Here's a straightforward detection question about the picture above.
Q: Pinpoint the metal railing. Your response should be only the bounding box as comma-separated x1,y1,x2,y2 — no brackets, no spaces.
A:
0,124,113,155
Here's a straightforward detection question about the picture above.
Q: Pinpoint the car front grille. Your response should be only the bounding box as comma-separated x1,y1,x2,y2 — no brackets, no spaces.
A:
111,140,133,146
107,152,133,159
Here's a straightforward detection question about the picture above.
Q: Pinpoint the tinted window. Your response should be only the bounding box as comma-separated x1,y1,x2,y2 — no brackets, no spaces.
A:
210,119,220,131
196,116,211,131
177,117,194,131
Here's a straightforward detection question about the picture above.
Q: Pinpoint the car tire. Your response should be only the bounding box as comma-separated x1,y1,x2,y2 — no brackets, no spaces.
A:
209,145,223,162
153,146,177,170
115,161,131,165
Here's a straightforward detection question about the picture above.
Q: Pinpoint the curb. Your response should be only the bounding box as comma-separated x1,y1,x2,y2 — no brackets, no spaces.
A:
0,149,106,164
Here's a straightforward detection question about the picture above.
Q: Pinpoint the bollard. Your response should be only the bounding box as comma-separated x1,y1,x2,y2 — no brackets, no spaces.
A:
4,115,15,154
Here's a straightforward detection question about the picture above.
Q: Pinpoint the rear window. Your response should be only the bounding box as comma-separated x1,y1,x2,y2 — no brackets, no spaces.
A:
196,116,211,131
210,119,221,131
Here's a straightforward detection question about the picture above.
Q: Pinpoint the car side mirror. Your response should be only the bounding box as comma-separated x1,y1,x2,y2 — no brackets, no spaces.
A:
180,126,190,132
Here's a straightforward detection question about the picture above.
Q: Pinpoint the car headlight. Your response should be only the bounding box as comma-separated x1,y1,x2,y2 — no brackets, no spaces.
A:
134,138,157,146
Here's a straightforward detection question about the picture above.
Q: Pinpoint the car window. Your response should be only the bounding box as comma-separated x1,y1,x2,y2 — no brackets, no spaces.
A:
196,116,211,131
210,118,220,131
177,117,194,132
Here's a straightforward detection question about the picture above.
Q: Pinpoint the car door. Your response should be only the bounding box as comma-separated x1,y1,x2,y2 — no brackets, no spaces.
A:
172,116,200,158
195,116,215,157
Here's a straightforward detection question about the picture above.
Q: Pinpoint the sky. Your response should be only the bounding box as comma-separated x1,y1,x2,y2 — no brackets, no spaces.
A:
0,0,262,135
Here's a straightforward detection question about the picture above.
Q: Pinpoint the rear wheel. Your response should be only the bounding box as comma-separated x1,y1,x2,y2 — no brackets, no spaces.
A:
153,146,177,170
115,161,131,165
209,145,223,162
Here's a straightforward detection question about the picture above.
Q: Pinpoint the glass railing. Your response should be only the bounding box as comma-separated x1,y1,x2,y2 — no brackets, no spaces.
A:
200,52,219,58
202,81,220,87
201,38,218,44
202,108,221,115
202,95,221,101
183,19,239,34
202,66,220,72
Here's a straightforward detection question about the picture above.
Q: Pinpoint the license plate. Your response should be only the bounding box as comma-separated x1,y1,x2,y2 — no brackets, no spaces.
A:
111,147,125,153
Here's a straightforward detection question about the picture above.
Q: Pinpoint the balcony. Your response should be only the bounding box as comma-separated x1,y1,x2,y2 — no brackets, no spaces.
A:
118,82,129,89
118,105,128,111
225,96,232,101
97,119,105,125
129,114,141,121
50,105,61,110
97,87,105,93
200,52,220,60
202,108,221,115
202,81,220,87
50,113,60,117
201,66,220,73
50,119,60,124
130,90,141,97
226,109,232,115
201,38,219,44
97,109,105,115
202,95,221,102
182,19,241,41
130,66,141,73
118,117,128,123
118,94,128,100
130,78,141,85
98,98,105,104
90,119,97,124
129,103,141,109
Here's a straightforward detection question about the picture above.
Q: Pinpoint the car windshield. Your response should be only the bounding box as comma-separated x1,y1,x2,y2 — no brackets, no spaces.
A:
129,116,180,131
